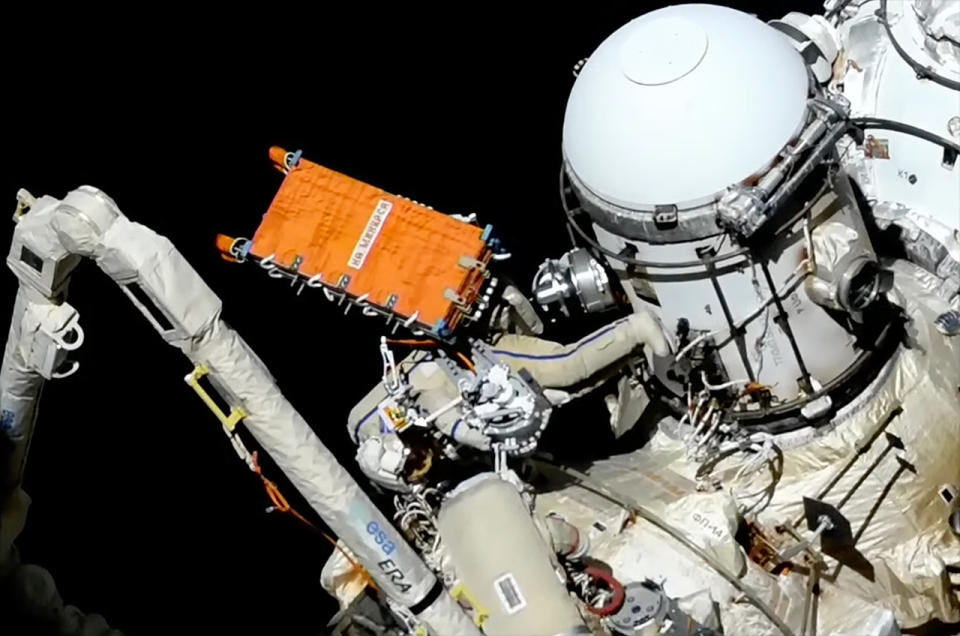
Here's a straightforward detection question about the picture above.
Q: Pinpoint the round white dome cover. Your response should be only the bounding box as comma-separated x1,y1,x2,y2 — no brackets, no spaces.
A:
563,4,810,211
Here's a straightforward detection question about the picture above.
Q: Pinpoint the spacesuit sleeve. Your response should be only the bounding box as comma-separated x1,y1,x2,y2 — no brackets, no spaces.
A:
490,311,670,389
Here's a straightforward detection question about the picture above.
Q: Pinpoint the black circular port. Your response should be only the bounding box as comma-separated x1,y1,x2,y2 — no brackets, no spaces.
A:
845,262,881,311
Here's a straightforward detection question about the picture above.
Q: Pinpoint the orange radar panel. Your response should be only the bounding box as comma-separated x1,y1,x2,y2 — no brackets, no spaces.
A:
219,147,494,338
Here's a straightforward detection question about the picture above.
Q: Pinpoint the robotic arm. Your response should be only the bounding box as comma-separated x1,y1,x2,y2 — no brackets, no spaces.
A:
0,187,480,635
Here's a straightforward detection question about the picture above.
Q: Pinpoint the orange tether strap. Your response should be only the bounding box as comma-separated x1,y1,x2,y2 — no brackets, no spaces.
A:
251,450,376,590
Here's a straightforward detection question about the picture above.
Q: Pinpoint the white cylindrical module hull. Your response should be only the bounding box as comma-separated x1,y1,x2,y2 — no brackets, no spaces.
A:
837,0,960,293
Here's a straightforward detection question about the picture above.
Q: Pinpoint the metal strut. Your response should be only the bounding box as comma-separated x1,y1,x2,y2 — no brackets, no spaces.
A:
758,258,813,393
699,248,757,383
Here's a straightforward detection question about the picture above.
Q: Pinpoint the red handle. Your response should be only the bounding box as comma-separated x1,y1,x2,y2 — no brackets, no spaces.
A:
583,566,626,617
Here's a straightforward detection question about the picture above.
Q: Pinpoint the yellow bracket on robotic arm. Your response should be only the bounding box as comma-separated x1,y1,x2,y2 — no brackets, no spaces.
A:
184,364,247,431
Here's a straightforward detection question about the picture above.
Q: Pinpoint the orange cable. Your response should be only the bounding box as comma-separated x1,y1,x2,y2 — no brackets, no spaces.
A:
455,351,476,372
251,451,376,590
385,337,475,371
385,338,438,347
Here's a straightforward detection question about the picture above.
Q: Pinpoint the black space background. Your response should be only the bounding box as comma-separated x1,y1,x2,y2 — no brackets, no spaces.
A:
2,3,821,634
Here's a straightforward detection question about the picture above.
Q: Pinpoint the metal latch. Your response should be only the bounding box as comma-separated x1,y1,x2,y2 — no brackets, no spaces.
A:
653,204,678,230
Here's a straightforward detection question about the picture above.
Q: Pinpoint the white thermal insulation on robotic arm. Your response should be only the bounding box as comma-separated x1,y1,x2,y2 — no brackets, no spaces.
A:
0,188,96,572
0,289,45,571
1,187,480,635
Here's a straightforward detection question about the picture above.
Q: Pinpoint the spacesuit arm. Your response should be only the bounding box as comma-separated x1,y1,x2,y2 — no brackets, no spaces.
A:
491,311,670,389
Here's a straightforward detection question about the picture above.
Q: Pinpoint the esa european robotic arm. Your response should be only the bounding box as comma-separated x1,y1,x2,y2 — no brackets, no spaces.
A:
0,186,484,635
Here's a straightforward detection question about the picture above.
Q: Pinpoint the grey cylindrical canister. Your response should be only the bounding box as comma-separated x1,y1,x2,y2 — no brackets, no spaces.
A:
438,473,587,636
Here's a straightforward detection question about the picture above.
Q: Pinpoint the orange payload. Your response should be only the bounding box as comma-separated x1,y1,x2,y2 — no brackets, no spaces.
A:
231,147,492,336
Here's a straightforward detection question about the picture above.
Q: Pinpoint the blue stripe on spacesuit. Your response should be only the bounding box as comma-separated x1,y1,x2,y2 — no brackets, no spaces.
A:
491,317,629,361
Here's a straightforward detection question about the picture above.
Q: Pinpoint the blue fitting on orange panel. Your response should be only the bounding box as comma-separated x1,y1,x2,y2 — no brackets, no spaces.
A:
433,318,450,337
481,224,493,242
286,149,303,171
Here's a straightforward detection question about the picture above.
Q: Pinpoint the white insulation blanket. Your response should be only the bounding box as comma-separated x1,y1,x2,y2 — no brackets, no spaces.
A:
537,260,960,634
